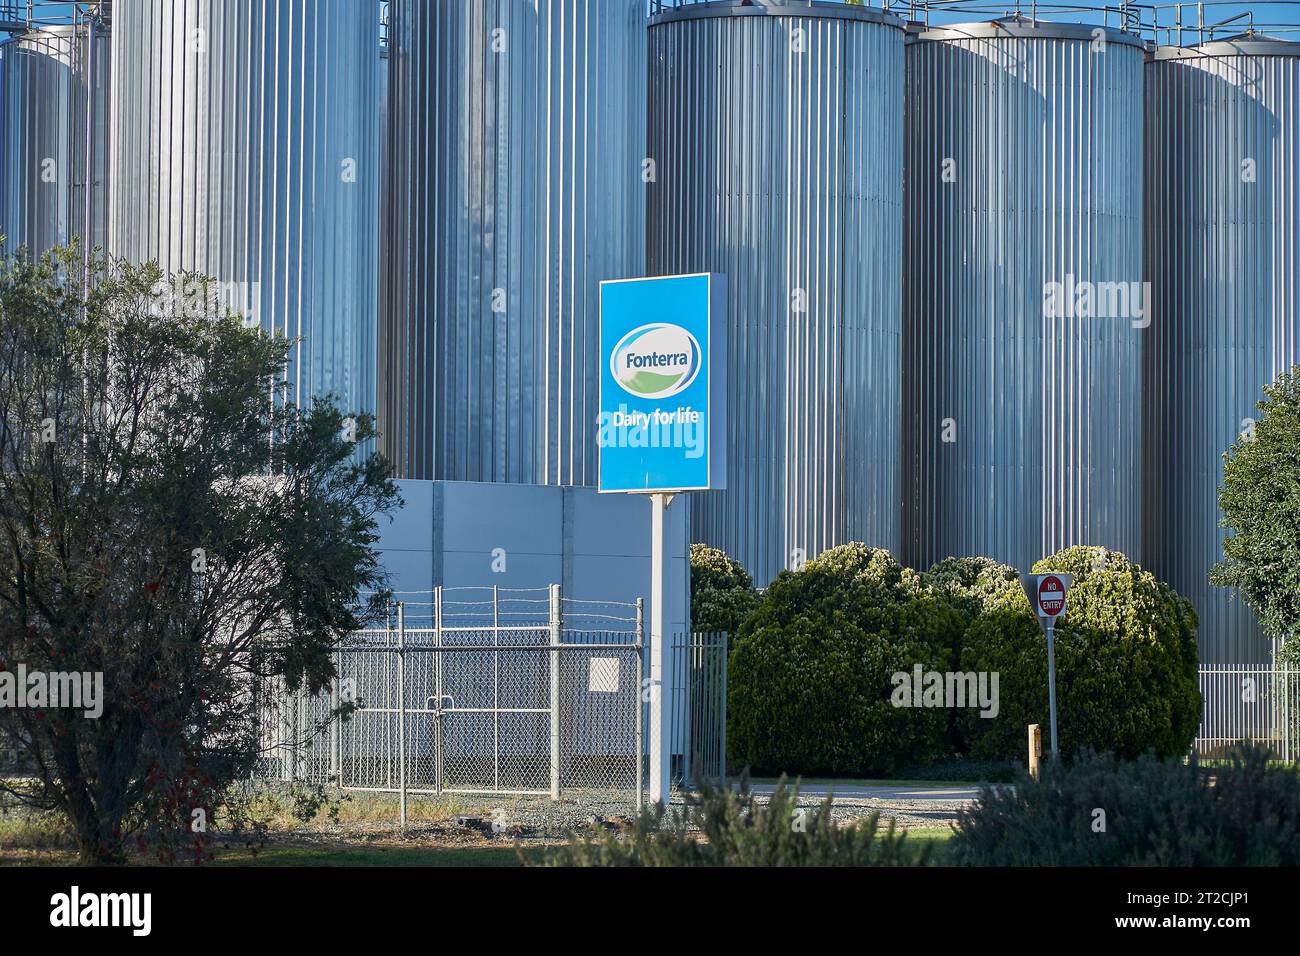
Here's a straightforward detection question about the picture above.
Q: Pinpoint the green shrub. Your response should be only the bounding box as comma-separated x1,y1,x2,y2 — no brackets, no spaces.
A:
922,556,1023,756
689,543,760,635
539,775,929,867
923,555,1022,619
727,544,963,776
950,745,1300,866
957,546,1201,762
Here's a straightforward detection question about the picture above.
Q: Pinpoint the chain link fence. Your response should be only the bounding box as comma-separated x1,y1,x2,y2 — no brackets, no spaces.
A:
259,587,648,816
257,588,736,823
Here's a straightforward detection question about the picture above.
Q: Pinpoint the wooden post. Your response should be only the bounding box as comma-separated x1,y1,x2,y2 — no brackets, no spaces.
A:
1028,723,1042,781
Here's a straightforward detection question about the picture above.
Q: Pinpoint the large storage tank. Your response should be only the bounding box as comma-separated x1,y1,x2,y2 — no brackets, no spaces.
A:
648,0,905,584
1144,37,1300,667
903,19,1147,574
0,21,109,257
381,0,647,485
108,0,379,418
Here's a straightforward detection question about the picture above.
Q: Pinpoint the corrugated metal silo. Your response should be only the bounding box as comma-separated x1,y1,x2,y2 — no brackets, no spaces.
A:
381,0,647,485
903,19,1147,575
1144,38,1300,667
647,0,905,584
0,22,108,256
107,0,379,418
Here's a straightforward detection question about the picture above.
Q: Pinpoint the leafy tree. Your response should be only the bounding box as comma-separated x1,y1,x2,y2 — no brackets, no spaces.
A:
0,248,397,863
1213,367,1300,667
958,546,1201,762
727,543,961,776
689,542,759,634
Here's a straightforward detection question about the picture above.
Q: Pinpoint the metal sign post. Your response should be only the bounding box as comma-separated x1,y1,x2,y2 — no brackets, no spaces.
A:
1045,618,1059,758
1021,573,1073,760
598,273,727,806
649,492,675,805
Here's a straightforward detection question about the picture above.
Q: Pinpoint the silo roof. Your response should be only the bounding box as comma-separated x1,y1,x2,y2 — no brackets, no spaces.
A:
649,0,904,28
910,15,1148,50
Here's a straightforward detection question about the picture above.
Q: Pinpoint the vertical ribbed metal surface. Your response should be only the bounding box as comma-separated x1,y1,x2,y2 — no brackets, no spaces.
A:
382,0,647,485
0,24,108,256
108,0,379,418
903,23,1146,575
648,4,905,584
1145,40,1300,667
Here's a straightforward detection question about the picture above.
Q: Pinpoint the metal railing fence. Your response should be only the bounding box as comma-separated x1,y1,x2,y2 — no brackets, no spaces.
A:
669,632,728,786
646,1,1300,42
1195,664,1299,762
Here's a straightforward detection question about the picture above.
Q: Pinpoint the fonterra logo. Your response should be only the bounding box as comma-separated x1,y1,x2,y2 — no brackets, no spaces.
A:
611,323,702,399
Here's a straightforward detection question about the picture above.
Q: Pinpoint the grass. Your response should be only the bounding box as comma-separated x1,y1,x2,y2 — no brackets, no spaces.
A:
1,842,544,867
211,843,540,867
238,789,480,829
901,827,956,864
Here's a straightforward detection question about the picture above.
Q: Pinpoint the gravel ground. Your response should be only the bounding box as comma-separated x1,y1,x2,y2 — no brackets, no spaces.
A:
318,787,971,839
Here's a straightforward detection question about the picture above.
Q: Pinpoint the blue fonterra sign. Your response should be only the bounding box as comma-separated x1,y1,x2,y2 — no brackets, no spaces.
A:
598,274,726,493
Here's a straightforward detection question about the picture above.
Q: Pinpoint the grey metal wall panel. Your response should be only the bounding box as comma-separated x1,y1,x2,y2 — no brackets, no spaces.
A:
903,23,1146,576
107,0,379,419
1144,40,1300,667
382,0,647,486
0,23,108,257
648,2,905,584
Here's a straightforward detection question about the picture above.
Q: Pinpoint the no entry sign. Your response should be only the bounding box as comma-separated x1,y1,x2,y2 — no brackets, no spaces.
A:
1038,576,1067,616
1022,572,1073,622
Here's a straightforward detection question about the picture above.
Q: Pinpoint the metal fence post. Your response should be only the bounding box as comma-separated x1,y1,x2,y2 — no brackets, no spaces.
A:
549,584,562,800
295,680,307,781
636,598,645,812
329,650,340,783
679,634,689,789
397,601,407,831
434,586,444,796
720,633,728,785
492,584,501,792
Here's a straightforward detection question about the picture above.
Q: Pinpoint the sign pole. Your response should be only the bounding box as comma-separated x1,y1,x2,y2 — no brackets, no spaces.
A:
1045,622,1059,759
1022,572,1071,764
649,491,674,806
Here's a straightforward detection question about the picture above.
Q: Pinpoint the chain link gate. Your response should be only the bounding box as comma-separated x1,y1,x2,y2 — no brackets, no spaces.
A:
262,586,645,812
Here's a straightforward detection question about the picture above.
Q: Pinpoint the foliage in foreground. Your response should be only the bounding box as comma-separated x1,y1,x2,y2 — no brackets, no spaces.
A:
950,745,1300,866
1214,366,1300,668
539,775,930,867
0,248,398,864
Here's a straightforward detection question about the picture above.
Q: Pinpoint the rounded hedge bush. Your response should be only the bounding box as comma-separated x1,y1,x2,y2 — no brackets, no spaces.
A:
727,543,963,776
957,546,1201,762
923,555,1022,619
922,556,1023,753
689,543,760,635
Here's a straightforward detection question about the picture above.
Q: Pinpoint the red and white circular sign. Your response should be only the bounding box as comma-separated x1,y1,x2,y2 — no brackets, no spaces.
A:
1038,575,1067,617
